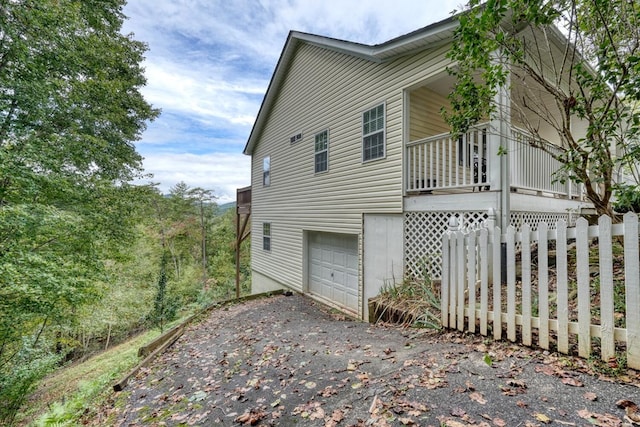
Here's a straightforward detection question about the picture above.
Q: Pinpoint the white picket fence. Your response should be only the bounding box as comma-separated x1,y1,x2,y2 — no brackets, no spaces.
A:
441,211,640,370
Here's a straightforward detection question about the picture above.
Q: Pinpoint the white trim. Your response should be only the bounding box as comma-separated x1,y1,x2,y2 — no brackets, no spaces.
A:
361,102,386,163
314,129,330,174
262,156,271,187
262,222,272,251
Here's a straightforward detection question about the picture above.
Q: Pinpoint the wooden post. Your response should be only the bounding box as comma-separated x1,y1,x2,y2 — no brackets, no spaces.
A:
624,212,640,369
235,187,251,299
576,218,590,358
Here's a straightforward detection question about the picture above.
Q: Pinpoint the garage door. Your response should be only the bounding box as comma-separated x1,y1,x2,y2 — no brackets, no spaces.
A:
308,232,359,312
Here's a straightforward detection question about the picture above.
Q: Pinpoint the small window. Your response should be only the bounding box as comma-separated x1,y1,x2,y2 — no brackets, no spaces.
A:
314,130,328,173
263,222,271,251
263,156,271,186
362,103,385,162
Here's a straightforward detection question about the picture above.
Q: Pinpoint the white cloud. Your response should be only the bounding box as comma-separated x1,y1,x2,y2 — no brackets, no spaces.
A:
123,0,462,201
141,59,264,128
139,152,251,204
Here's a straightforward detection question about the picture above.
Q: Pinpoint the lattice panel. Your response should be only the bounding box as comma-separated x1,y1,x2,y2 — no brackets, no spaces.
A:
404,211,488,279
510,211,574,231
405,210,576,280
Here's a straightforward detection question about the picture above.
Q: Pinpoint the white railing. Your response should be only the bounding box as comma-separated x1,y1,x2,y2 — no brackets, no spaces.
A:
406,124,490,193
509,127,581,197
441,212,640,370
405,124,582,198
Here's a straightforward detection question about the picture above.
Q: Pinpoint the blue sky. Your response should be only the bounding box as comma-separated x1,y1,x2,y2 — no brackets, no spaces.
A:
121,0,461,203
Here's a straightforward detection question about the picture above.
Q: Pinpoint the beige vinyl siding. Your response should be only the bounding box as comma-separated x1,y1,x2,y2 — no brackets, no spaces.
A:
251,42,452,291
409,87,451,141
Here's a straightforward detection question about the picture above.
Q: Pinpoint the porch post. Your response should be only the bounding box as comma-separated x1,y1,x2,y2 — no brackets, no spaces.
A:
494,56,511,231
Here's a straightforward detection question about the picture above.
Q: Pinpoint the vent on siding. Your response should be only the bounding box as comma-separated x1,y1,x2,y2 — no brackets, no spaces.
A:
289,133,302,144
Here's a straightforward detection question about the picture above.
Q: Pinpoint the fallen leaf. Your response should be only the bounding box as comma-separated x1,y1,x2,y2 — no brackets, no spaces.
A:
451,407,466,417
507,379,527,389
516,400,527,408
470,392,487,404
561,377,584,387
580,408,624,426
234,409,267,425
493,418,506,426
399,417,416,425
324,412,343,427
189,390,207,402
535,413,551,424
534,365,557,376
483,353,493,366
617,399,640,424
584,392,597,401
305,381,317,389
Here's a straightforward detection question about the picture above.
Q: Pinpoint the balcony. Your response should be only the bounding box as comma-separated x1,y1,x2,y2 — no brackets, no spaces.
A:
405,123,583,199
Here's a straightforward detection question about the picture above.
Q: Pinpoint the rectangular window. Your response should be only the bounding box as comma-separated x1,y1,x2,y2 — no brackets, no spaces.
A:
362,103,385,162
262,222,271,251
314,130,328,173
263,156,271,186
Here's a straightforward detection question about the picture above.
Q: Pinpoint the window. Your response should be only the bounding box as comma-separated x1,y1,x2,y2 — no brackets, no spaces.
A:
263,156,270,186
263,222,271,251
314,130,328,173
362,103,385,162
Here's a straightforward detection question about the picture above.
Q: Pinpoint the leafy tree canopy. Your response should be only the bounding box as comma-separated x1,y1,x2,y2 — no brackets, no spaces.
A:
0,0,159,199
0,1,158,419
446,0,640,217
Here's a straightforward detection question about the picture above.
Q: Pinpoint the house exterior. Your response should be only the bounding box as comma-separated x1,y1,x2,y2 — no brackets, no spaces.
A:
242,16,591,321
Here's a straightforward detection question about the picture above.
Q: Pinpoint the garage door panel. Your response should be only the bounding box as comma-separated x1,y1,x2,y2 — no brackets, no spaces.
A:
308,232,359,312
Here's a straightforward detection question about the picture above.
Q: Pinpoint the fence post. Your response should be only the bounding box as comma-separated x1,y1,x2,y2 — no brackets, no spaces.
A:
598,215,615,362
448,216,460,328
441,228,451,328
486,208,496,284
576,217,591,358
624,212,640,369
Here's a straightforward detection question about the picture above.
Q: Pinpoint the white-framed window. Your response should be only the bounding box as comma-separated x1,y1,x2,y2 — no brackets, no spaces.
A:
262,222,271,251
314,130,329,173
362,103,385,162
263,156,271,186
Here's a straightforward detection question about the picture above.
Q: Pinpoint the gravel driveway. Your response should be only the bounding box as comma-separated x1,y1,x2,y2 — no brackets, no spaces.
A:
106,293,640,426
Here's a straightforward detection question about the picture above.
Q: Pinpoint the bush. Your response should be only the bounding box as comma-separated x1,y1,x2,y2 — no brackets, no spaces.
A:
613,183,640,213
0,338,61,425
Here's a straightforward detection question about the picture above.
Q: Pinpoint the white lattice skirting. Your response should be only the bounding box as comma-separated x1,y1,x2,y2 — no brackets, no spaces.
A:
404,211,571,280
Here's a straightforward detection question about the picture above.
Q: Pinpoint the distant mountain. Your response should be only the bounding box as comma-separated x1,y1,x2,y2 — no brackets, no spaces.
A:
217,202,235,213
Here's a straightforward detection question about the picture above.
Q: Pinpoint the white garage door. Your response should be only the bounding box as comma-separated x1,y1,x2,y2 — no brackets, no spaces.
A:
308,232,359,312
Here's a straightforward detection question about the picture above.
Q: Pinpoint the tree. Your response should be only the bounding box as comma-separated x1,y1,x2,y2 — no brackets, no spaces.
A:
446,0,640,218
188,187,217,290
0,0,158,421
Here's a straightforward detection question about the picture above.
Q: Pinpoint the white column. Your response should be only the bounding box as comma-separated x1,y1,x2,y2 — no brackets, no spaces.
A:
493,55,511,231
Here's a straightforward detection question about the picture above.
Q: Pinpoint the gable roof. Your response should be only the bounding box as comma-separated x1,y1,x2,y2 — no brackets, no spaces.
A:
242,15,459,155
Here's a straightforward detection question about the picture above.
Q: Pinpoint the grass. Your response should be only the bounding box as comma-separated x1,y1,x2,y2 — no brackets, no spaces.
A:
17,312,194,427
371,275,441,329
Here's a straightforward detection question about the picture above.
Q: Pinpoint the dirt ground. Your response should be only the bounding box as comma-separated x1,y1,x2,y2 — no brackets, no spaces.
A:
100,293,640,426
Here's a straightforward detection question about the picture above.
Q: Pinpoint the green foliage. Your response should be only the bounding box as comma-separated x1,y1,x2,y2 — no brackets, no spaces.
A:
375,275,441,329
613,183,640,213
0,338,61,424
0,0,159,421
446,0,640,217
149,253,178,332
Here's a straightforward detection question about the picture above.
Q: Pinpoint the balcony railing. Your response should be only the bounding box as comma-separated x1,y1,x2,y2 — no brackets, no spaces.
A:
509,127,581,197
406,124,490,193
405,123,582,198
